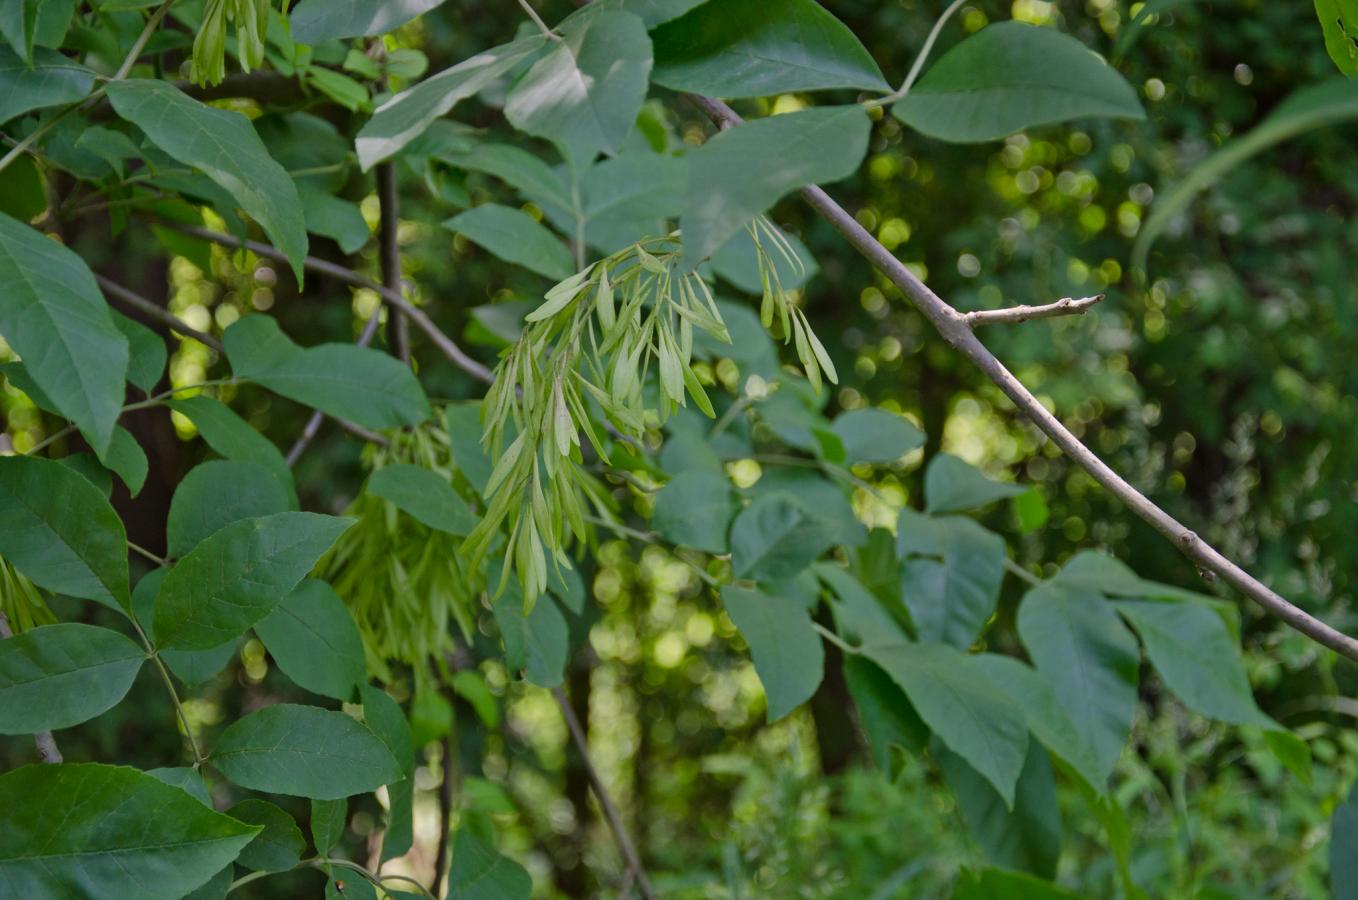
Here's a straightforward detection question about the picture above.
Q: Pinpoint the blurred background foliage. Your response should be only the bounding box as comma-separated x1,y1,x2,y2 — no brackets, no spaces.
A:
3,1,1358,897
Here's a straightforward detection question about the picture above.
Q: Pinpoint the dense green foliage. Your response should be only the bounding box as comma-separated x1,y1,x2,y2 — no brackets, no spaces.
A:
2,1,1358,898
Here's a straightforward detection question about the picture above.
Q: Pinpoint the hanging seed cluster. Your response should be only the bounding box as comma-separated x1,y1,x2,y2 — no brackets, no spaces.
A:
0,558,56,634
191,0,272,86
316,424,476,688
467,219,836,607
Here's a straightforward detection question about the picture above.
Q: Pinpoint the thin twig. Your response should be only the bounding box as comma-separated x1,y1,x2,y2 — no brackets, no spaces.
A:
1002,557,1043,586
127,541,168,567
552,686,657,900
686,94,1358,663
0,612,63,763
133,615,206,767
963,294,1104,327
160,222,495,384
376,162,411,363
113,0,177,80
878,0,968,105
96,274,223,350
516,0,560,39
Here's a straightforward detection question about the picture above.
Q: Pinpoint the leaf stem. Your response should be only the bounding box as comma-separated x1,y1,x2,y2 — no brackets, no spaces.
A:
812,621,859,655
113,0,178,81
136,620,206,767
516,0,559,40
867,0,967,108
127,541,168,567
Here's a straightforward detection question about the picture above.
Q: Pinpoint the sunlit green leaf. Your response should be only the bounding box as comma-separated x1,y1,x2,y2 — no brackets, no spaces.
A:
722,585,824,721
893,22,1144,143
106,80,309,282
680,105,871,268
651,0,889,97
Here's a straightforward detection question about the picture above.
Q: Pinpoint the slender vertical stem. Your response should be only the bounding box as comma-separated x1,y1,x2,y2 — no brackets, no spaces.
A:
516,0,558,39
552,686,656,899
148,649,205,766
131,618,205,767
114,0,178,80
432,730,455,898
376,162,411,363
0,612,63,763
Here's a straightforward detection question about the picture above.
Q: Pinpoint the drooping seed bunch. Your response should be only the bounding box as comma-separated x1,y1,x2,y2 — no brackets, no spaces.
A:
191,0,272,86
316,423,476,688
466,219,836,607
0,558,56,634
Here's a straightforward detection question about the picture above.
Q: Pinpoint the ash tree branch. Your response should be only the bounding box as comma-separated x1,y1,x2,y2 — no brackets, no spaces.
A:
160,222,495,385
94,273,389,455
376,162,411,364
964,294,1104,327
97,274,222,351
687,94,1358,663
552,686,656,900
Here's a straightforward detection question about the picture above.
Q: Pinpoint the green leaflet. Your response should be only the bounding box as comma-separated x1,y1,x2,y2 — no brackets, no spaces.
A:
132,568,239,686
166,460,293,558
290,0,448,43
103,425,148,497
651,469,734,554
167,395,297,503
310,798,347,854
446,825,533,900
110,310,167,395
0,211,129,457
830,408,924,466
298,183,371,254
209,704,403,799
355,35,549,170
1114,599,1274,727
650,0,889,97
0,622,144,733
362,685,416,861
1332,784,1358,897
897,509,1006,649
0,455,130,612
154,511,353,650
226,799,305,873
971,654,1105,793
861,641,1029,806
679,105,871,269
224,315,430,430
1017,582,1140,786
491,578,570,688
842,655,928,772
1316,0,1358,75
367,463,479,536
893,22,1145,143
729,491,839,581
722,585,824,722
924,453,1025,514
0,46,94,123
105,80,309,282
937,737,1062,879
255,580,368,702
443,203,574,281
0,763,259,899
504,8,653,161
